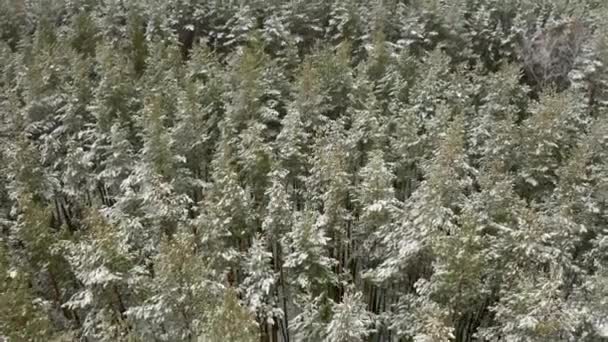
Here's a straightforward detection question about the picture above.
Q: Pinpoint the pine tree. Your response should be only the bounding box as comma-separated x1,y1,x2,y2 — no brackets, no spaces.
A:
429,206,490,341
224,34,284,208
202,288,259,342
290,292,332,342
0,239,56,341
196,139,254,282
275,103,310,207
62,209,134,341
516,89,589,202
282,209,337,297
89,43,141,206
325,289,373,342
128,232,213,341
353,149,401,333
241,235,282,342
171,43,225,201
262,168,293,341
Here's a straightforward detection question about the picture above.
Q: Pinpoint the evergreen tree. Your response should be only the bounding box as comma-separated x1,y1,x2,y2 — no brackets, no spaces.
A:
201,288,259,342
325,289,373,342
62,210,133,341
128,232,214,341
0,239,57,341
241,235,282,341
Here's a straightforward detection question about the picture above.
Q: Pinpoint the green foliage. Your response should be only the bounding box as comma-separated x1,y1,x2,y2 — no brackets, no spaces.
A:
0,241,55,341
202,288,259,342
0,1,607,341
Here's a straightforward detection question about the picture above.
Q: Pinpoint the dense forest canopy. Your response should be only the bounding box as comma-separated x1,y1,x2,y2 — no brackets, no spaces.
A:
0,0,607,341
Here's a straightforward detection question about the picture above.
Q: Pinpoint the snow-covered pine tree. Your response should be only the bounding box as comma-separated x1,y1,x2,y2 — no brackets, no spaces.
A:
201,287,259,342
241,235,282,342
324,288,373,342
0,239,57,341
127,232,214,341
62,209,134,341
